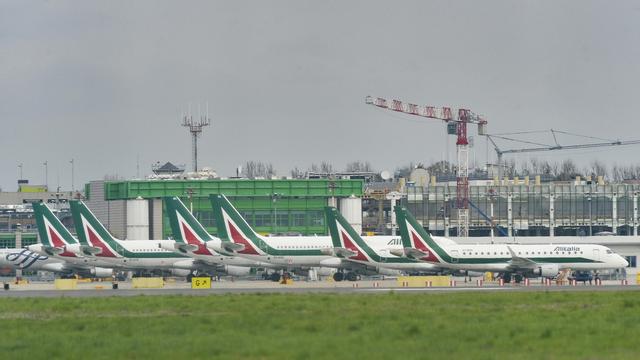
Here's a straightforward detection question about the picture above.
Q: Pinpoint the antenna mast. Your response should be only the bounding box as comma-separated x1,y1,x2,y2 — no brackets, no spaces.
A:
181,103,211,172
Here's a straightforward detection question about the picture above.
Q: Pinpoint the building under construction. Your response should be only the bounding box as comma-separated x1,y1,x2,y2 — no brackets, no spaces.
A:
393,176,640,238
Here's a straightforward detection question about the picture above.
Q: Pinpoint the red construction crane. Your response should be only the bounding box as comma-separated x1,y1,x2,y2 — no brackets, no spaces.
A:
365,96,487,237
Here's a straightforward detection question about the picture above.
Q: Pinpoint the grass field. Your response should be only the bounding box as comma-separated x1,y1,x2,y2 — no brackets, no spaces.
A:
1,291,639,359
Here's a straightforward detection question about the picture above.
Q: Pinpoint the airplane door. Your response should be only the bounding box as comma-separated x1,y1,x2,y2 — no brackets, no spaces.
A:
593,249,600,261
451,250,459,263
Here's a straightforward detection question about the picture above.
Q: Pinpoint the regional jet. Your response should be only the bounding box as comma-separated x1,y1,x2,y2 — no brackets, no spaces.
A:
209,194,407,281
394,205,629,283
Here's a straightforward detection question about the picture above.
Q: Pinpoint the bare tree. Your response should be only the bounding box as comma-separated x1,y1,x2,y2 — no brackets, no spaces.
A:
309,161,334,174
503,159,517,178
426,160,453,176
555,159,581,181
395,162,417,178
290,166,305,179
585,160,608,180
345,160,374,173
242,161,275,179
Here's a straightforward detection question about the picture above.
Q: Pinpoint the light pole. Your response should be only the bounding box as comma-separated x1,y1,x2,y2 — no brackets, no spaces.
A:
43,161,48,189
70,159,74,191
272,193,281,235
185,188,196,213
17,163,23,180
587,194,593,236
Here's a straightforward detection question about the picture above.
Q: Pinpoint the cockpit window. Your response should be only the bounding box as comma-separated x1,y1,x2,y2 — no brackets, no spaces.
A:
606,250,613,254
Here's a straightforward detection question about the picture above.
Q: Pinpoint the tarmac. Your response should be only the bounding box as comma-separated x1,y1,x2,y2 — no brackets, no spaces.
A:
2,277,639,298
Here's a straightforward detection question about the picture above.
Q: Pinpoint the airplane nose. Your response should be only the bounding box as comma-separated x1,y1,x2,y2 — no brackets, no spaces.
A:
620,256,629,268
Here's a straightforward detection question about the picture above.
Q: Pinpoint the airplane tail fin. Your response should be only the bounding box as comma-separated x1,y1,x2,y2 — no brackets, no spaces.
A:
324,206,375,262
32,202,78,257
209,194,265,256
164,196,213,243
395,205,446,263
69,200,122,258
163,196,218,255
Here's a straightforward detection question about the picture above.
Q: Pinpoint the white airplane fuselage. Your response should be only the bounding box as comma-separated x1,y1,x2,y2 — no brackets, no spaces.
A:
422,242,628,272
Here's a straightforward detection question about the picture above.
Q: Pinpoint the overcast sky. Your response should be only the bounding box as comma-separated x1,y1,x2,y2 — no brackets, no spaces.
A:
1,0,639,191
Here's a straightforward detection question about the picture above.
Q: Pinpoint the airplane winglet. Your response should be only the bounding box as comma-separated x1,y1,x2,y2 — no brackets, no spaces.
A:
80,245,102,256
405,247,430,260
179,243,199,253
221,242,245,253
324,247,358,258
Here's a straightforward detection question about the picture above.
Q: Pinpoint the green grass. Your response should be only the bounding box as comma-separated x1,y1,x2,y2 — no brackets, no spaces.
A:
1,291,640,359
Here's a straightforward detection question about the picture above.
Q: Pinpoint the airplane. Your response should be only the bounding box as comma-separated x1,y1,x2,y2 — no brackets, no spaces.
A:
324,206,441,281
24,202,114,278
209,194,408,281
0,248,70,275
68,200,203,276
163,196,277,278
394,205,629,283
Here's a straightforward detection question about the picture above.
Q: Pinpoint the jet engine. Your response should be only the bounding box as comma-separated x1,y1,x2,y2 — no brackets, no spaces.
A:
316,267,337,276
90,267,114,278
375,267,402,276
534,264,559,277
171,269,192,277
222,265,251,276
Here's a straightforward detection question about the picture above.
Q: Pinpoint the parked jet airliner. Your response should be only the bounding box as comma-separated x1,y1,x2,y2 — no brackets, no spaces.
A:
394,205,629,282
68,200,201,275
209,194,406,281
163,196,278,278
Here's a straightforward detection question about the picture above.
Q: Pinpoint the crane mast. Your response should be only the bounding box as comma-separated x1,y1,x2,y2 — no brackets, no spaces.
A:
365,96,487,237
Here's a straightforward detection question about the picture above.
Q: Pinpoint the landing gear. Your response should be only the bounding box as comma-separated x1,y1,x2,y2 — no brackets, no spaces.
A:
269,273,281,282
333,272,345,282
514,274,523,284
345,272,358,282
503,273,512,283
186,273,194,283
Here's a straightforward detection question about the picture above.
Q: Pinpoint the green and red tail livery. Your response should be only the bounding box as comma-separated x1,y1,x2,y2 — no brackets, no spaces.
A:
70,201,121,258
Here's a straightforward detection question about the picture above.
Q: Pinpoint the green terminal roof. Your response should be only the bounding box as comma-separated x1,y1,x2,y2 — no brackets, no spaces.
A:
104,179,364,200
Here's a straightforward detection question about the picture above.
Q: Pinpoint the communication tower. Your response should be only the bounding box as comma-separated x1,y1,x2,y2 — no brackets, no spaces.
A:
181,105,211,172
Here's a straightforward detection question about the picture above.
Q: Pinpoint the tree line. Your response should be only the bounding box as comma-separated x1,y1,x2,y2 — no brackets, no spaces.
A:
239,159,640,182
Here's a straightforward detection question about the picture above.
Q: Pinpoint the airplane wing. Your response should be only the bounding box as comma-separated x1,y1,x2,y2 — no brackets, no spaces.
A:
321,247,357,258
79,245,102,256
27,244,65,256
389,247,429,260
506,245,538,270
221,242,245,253
175,243,199,253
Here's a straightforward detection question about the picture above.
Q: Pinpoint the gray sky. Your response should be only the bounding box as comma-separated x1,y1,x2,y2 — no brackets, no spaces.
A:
1,0,640,191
